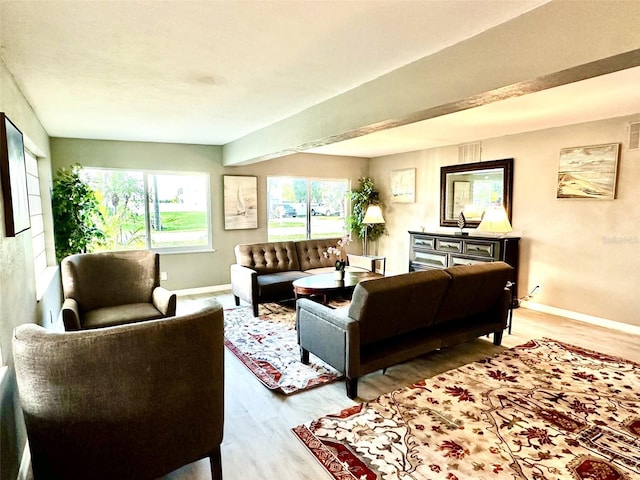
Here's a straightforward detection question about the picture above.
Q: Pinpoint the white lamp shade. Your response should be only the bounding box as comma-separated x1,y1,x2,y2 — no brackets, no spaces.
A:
363,204,385,224
477,205,513,234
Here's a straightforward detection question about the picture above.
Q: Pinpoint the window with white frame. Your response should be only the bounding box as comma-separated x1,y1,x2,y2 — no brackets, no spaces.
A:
25,150,47,279
267,176,348,241
83,168,211,252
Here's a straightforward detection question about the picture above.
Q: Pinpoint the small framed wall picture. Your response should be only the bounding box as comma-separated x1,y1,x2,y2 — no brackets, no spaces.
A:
390,168,416,203
0,113,30,236
223,175,258,230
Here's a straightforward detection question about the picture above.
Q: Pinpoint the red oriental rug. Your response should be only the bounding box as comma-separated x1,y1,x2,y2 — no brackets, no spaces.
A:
293,338,640,480
224,300,347,395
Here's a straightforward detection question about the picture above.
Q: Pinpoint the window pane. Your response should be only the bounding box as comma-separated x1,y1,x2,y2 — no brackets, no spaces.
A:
84,169,211,252
25,150,47,280
148,174,209,249
267,177,348,241
84,169,147,250
309,179,348,239
267,177,308,241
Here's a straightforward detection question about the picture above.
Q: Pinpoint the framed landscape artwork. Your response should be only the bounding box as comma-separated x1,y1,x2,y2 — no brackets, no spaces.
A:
390,168,416,203
557,143,620,199
223,175,258,230
0,113,30,236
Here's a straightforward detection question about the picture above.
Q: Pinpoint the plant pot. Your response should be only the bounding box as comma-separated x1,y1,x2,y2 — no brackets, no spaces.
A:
334,269,345,281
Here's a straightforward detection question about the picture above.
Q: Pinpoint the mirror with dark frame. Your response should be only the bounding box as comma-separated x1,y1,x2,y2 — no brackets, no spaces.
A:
440,158,513,228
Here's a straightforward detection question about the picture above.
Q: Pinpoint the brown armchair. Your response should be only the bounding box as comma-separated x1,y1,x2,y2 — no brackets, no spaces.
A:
61,250,176,330
12,303,225,480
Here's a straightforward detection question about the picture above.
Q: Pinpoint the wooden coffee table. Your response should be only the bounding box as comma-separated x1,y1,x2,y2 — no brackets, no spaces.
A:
292,270,382,304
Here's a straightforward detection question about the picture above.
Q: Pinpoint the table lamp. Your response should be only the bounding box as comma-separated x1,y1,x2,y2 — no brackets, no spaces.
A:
363,204,385,255
476,205,512,236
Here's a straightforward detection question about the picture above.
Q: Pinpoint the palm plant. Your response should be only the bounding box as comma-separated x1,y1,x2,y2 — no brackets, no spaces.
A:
346,177,386,251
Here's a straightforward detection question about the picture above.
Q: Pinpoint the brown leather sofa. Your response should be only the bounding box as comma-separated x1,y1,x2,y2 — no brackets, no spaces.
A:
231,238,345,316
296,262,513,399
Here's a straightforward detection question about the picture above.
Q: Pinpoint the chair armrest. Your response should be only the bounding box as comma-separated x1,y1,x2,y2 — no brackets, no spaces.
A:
153,286,177,316
62,298,81,331
296,298,354,330
230,264,259,305
296,298,359,375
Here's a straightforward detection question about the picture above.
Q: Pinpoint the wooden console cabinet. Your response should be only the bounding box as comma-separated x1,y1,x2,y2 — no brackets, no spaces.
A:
408,230,520,301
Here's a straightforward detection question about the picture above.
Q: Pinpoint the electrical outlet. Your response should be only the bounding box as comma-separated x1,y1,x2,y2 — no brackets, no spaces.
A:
160,271,168,281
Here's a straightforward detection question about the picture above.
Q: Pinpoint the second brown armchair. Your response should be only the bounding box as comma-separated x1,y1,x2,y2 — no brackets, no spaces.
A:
61,250,177,330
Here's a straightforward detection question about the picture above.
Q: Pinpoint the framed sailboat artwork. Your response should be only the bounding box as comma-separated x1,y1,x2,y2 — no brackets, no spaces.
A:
223,175,258,230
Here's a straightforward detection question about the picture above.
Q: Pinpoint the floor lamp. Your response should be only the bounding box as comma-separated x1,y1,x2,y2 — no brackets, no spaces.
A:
362,204,385,256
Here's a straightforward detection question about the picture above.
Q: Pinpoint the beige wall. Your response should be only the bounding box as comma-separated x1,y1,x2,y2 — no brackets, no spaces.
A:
51,139,369,290
51,114,640,328
370,113,640,328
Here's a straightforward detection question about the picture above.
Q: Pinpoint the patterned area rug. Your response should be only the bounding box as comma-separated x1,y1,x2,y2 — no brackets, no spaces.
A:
293,338,640,479
224,299,348,395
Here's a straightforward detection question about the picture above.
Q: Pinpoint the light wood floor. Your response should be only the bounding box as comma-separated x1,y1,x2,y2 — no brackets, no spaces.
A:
178,292,640,480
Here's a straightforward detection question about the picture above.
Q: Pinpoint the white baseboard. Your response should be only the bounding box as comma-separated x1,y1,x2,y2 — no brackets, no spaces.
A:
175,284,231,297
521,301,640,337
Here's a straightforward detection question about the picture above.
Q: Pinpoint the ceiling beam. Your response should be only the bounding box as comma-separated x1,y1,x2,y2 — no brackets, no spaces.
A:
223,0,640,166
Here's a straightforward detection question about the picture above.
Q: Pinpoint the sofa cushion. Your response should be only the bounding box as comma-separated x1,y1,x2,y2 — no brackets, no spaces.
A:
258,270,310,298
234,241,301,273
303,266,336,275
348,269,451,346
305,265,366,275
435,262,513,326
296,238,342,271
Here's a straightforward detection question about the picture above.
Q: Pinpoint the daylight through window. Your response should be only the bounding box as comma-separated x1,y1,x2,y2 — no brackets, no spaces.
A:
25,150,47,279
83,168,211,252
267,177,348,241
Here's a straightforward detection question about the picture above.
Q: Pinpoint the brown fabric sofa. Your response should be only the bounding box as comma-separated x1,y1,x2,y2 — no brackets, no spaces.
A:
296,262,513,399
61,250,177,330
230,237,346,316
13,303,225,480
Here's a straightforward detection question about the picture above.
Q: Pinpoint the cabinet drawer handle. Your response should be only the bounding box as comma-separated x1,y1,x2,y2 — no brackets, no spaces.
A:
416,240,434,248
466,244,492,256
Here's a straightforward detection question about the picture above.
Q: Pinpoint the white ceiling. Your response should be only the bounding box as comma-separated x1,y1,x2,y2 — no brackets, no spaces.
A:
1,0,639,159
